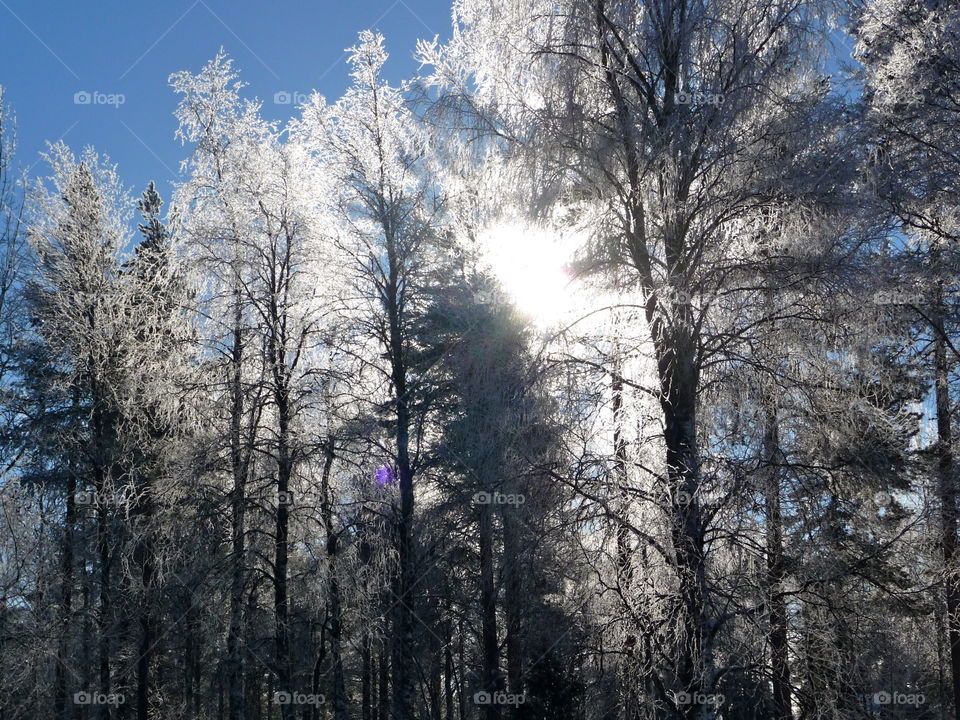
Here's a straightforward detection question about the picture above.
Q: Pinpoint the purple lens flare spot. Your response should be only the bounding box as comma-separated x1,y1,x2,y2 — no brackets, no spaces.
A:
375,465,397,487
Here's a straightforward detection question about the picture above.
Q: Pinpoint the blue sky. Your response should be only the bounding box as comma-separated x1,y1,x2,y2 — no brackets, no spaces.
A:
0,0,452,202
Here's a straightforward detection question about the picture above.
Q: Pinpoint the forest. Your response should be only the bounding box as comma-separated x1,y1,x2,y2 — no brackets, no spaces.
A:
0,0,957,718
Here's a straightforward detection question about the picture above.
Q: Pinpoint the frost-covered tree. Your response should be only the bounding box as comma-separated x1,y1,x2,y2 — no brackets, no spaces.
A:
170,52,272,720
0,86,27,457
120,180,194,720
294,30,454,720
857,0,960,712
27,145,133,719
173,50,356,720
1,7,956,720
420,1,855,715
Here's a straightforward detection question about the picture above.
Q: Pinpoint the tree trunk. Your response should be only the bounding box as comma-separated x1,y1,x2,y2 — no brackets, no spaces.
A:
320,443,348,720
81,563,93,716
55,466,77,720
362,632,373,720
478,501,501,720
310,619,326,720
444,622,454,720
135,475,156,720
657,333,709,720
135,549,155,720
427,651,442,720
96,498,112,720
934,308,960,717
227,296,247,720
379,644,391,720
501,507,523,705
763,403,792,720
387,233,416,720
274,396,293,720
185,610,197,720
612,368,638,720
90,381,115,720
457,619,466,720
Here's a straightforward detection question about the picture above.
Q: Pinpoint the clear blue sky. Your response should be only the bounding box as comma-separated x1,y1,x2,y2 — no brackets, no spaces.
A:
0,0,451,203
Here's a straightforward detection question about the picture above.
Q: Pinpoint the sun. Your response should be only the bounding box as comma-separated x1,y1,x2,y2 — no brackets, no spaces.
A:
478,220,578,327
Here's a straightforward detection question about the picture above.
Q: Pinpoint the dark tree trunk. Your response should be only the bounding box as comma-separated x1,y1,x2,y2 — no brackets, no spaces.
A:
96,499,112,720
310,619,326,720
135,549,154,720
594,2,711,713
657,332,709,720
55,467,77,720
267,244,297,720
427,651,442,720
90,384,116,720
362,632,373,720
478,502,501,720
328,553,347,720
274,402,293,720
501,506,523,708
378,645,390,720
185,611,197,720
611,368,638,720
135,477,156,720
457,619,466,720
80,564,93,720
934,309,960,717
227,296,247,720
320,443,348,720
763,404,792,720
385,230,416,720
444,622,454,720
